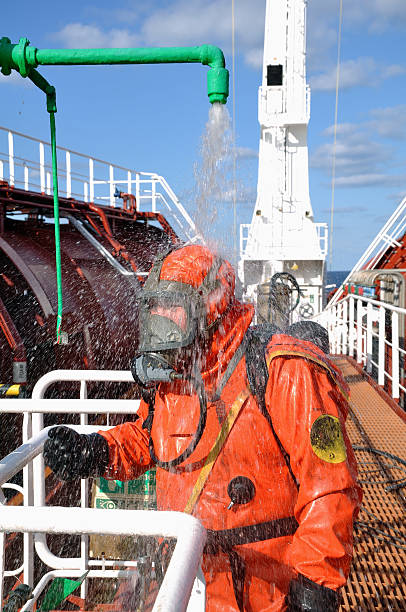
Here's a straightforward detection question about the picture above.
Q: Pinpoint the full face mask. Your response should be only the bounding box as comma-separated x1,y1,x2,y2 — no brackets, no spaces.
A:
132,248,227,389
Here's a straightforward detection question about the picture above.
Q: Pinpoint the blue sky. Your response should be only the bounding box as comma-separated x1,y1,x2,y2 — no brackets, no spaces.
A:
1,0,406,270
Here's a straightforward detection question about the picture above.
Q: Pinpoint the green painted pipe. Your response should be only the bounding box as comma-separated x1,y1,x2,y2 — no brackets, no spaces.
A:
0,37,229,104
0,35,229,341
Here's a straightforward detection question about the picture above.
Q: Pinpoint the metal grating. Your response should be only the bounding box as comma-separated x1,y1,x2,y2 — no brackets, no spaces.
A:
333,356,406,611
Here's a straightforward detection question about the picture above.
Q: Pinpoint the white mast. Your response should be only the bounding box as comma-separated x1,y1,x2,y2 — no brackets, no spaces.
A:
238,0,327,320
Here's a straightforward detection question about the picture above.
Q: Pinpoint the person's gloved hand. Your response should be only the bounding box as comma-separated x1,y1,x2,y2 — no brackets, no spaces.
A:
286,574,340,611
43,426,109,481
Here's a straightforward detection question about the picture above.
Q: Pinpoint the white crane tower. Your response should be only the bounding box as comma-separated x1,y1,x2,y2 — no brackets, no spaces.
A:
238,0,327,323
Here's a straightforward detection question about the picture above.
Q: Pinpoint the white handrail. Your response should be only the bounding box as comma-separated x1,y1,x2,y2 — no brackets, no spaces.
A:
317,293,406,402
31,368,135,398
0,425,110,488
0,399,140,413
329,195,406,306
0,126,200,244
0,507,206,612
0,371,207,611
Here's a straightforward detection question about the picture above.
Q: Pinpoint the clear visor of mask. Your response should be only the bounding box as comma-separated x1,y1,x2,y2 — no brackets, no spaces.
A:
138,292,198,352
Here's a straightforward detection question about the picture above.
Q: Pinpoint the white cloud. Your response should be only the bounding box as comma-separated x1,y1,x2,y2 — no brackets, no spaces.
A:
235,146,258,160
308,0,406,32
311,104,406,188
334,173,404,188
310,57,405,91
312,132,391,176
140,0,265,66
307,0,406,76
53,23,140,49
321,205,368,214
368,105,406,140
0,71,34,87
244,48,263,70
386,190,406,203
368,0,406,30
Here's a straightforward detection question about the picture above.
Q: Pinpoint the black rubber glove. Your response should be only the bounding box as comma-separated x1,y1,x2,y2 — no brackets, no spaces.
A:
43,425,109,481
2,584,32,612
287,574,340,611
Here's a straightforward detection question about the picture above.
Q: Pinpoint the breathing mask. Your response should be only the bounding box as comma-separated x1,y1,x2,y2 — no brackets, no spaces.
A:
132,248,227,389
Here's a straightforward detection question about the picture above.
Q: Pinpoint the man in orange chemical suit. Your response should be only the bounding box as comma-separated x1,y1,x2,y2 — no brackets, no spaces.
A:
44,244,362,611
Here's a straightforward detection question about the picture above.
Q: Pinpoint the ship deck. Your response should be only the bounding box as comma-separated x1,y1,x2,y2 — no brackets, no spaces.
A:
333,356,406,611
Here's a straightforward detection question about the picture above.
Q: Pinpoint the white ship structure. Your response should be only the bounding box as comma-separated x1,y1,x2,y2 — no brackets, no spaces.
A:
238,0,327,321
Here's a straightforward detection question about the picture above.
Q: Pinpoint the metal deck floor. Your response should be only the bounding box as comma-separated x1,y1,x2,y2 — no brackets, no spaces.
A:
333,356,406,611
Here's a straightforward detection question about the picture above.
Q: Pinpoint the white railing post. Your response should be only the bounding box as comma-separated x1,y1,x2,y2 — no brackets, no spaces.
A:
349,297,355,357
136,173,140,210
127,170,132,195
89,159,94,203
80,381,88,600
392,311,400,399
378,306,385,386
333,304,339,354
366,302,373,373
66,151,71,198
0,490,5,607
152,179,157,213
24,164,29,191
338,302,343,354
39,142,45,193
109,164,115,207
342,300,348,355
330,306,337,355
357,300,363,364
329,306,335,354
23,413,34,588
8,131,15,186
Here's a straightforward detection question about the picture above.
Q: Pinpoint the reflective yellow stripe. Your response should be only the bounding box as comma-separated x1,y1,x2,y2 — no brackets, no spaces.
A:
184,387,251,514
0,384,21,397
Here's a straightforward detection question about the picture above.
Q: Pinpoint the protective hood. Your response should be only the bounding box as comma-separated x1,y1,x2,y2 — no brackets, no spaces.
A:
138,245,254,394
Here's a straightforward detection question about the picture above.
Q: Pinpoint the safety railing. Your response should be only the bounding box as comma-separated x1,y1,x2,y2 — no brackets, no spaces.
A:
0,126,200,244
316,294,406,404
0,370,206,611
239,220,328,260
328,195,406,306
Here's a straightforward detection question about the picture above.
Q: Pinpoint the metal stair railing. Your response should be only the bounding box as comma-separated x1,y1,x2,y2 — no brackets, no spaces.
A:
0,126,201,244
316,294,406,402
329,195,406,306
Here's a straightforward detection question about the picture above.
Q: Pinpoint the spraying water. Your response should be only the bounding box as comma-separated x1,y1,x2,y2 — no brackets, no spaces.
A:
193,102,235,258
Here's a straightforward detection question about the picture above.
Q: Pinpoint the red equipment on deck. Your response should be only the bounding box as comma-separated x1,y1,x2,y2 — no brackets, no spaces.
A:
0,181,179,396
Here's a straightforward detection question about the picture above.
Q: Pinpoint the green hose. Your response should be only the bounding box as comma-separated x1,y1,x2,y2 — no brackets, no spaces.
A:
49,109,63,343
